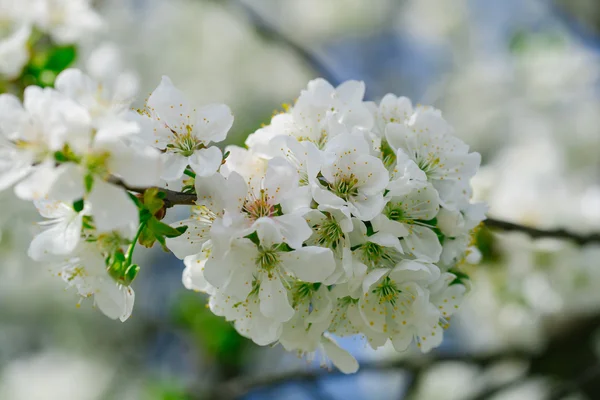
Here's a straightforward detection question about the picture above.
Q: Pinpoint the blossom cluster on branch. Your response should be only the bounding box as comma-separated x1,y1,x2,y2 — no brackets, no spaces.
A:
0,2,485,371
176,79,486,372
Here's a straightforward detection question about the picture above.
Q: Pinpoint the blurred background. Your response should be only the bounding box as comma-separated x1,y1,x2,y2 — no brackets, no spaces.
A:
1,0,600,399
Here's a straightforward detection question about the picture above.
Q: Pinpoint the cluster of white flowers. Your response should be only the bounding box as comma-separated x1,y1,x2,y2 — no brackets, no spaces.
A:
0,34,483,369
0,42,234,321
0,0,102,79
173,79,485,372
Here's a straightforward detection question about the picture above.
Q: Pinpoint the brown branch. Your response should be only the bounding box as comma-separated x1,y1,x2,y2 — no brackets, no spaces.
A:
107,177,600,245
485,217,600,246
107,177,197,207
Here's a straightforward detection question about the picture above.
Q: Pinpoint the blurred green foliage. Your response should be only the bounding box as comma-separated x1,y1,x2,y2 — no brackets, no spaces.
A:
0,30,77,95
173,292,248,371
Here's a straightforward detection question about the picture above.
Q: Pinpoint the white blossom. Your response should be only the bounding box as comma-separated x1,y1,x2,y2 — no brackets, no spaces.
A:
140,76,233,180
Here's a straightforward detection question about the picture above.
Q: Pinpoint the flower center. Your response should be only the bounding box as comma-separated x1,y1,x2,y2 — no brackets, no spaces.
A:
243,190,275,220
168,126,203,157
85,151,111,179
356,242,402,269
292,282,316,307
314,214,344,249
330,174,359,201
373,276,401,306
256,246,281,272
417,152,441,176
384,202,405,222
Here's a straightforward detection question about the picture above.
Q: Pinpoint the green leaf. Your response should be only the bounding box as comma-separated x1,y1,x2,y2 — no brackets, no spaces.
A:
148,217,186,238
45,45,77,73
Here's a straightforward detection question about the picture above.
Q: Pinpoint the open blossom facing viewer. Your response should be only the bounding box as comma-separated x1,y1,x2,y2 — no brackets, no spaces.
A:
138,76,233,181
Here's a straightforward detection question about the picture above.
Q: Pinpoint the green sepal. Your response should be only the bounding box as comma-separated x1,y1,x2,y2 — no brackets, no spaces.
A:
122,264,140,286
148,217,187,238
143,187,165,215
72,199,85,212
137,216,187,250
84,173,94,193
448,269,470,286
107,250,139,286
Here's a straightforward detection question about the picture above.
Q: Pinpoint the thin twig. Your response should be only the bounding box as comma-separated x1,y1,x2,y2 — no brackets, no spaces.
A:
485,217,600,246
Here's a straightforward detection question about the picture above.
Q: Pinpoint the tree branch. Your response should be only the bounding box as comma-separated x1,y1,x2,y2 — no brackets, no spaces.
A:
107,177,197,207
108,177,600,245
485,217,600,246
197,351,528,399
229,0,340,86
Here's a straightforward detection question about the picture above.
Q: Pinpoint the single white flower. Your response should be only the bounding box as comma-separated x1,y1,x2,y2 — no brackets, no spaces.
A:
48,242,134,321
358,261,443,352
314,132,389,221
217,157,313,250
209,287,284,346
295,78,374,133
55,45,139,141
141,76,233,180
373,179,442,262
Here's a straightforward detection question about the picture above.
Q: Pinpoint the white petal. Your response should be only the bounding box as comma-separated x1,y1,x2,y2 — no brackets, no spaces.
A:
147,76,193,132
189,146,222,177
349,193,385,221
259,275,294,322
165,218,210,259
321,335,359,374
88,180,138,233
0,93,26,137
353,154,389,195
160,152,189,181
47,163,85,202
263,157,298,204
109,144,162,187
0,24,30,78
271,213,313,249
13,163,58,200
195,103,234,144
385,122,412,152
280,246,336,283
28,215,82,261
0,149,31,192
361,268,388,294
402,225,442,262
94,282,134,322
